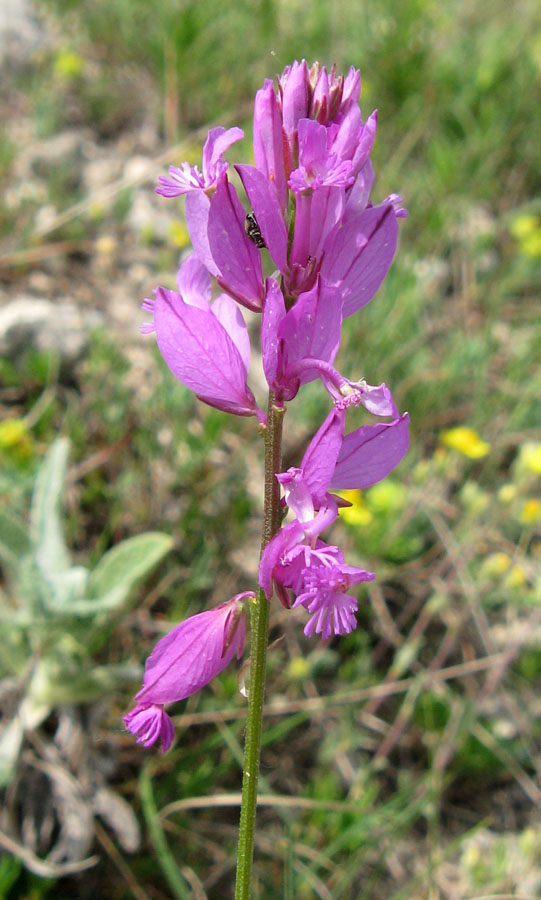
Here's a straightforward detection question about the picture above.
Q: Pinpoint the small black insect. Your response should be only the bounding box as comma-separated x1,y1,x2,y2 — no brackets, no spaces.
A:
244,212,266,249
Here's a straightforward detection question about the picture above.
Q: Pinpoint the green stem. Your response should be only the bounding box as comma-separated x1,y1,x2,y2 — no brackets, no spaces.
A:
234,393,285,900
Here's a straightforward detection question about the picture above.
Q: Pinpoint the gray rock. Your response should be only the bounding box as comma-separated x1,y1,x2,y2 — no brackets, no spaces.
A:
0,0,52,69
0,296,103,369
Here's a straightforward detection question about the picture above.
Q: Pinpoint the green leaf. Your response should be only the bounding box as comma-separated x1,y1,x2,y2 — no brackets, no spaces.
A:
45,566,89,612
30,438,72,576
0,509,30,579
84,531,173,613
27,659,141,705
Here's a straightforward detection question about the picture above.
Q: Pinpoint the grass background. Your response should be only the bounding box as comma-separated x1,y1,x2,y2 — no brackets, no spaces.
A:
0,0,540,897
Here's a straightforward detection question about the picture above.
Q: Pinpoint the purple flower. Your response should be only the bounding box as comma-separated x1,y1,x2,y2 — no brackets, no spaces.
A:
310,63,361,123
124,593,252,752
142,255,264,420
292,545,375,639
259,525,374,639
278,59,310,155
288,119,355,193
123,704,175,754
155,126,243,197
261,276,343,401
258,402,409,637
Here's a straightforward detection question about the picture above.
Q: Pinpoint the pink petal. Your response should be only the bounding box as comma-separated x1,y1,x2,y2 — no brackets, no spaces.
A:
300,408,346,503
176,253,212,308
321,202,399,317
211,294,251,373
330,413,410,490
208,176,264,312
261,277,286,387
153,287,257,416
236,164,288,273
253,81,288,212
185,191,219,277
202,126,244,179
135,599,247,706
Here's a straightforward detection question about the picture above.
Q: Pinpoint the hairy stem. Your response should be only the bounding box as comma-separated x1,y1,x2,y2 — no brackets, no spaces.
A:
234,393,285,900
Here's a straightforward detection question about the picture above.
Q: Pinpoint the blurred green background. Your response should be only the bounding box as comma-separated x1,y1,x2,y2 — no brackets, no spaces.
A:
0,0,540,897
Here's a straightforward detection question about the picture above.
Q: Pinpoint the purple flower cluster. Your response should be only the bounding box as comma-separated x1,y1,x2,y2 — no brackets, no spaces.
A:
124,61,409,751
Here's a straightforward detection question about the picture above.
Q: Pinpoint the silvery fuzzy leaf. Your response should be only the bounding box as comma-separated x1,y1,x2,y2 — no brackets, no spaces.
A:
45,566,90,613
83,531,173,614
30,438,72,578
28,660,141,706
0,509,30,580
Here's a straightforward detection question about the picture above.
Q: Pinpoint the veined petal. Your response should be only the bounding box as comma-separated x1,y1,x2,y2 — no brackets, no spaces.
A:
343,160,374,221
279,278,343,387
330,413,410,490
290,186,345,268
321,202,399,317
176,253,212,308
185,191,219,277
300,408,345,504
253,80,288,212
351,109,378,174
153,286,257,416
236,164,288,273
208,176,264,312
211,294,251,373
261,277,286,388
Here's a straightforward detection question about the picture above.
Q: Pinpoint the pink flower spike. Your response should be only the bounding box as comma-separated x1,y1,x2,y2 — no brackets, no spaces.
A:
133,594,252,708
123,704,175,753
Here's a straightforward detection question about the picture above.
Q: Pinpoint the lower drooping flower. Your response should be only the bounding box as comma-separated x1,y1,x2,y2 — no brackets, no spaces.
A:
123,703,175,753
123,593,252,752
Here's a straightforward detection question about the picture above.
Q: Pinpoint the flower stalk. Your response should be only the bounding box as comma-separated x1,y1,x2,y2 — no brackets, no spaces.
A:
235,394,284,900
124,58,410,899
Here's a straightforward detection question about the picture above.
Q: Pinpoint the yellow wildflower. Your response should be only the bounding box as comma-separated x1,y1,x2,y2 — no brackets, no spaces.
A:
520,499,541,525
338,490,373,526
439,427,491,459
519,443,541,475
